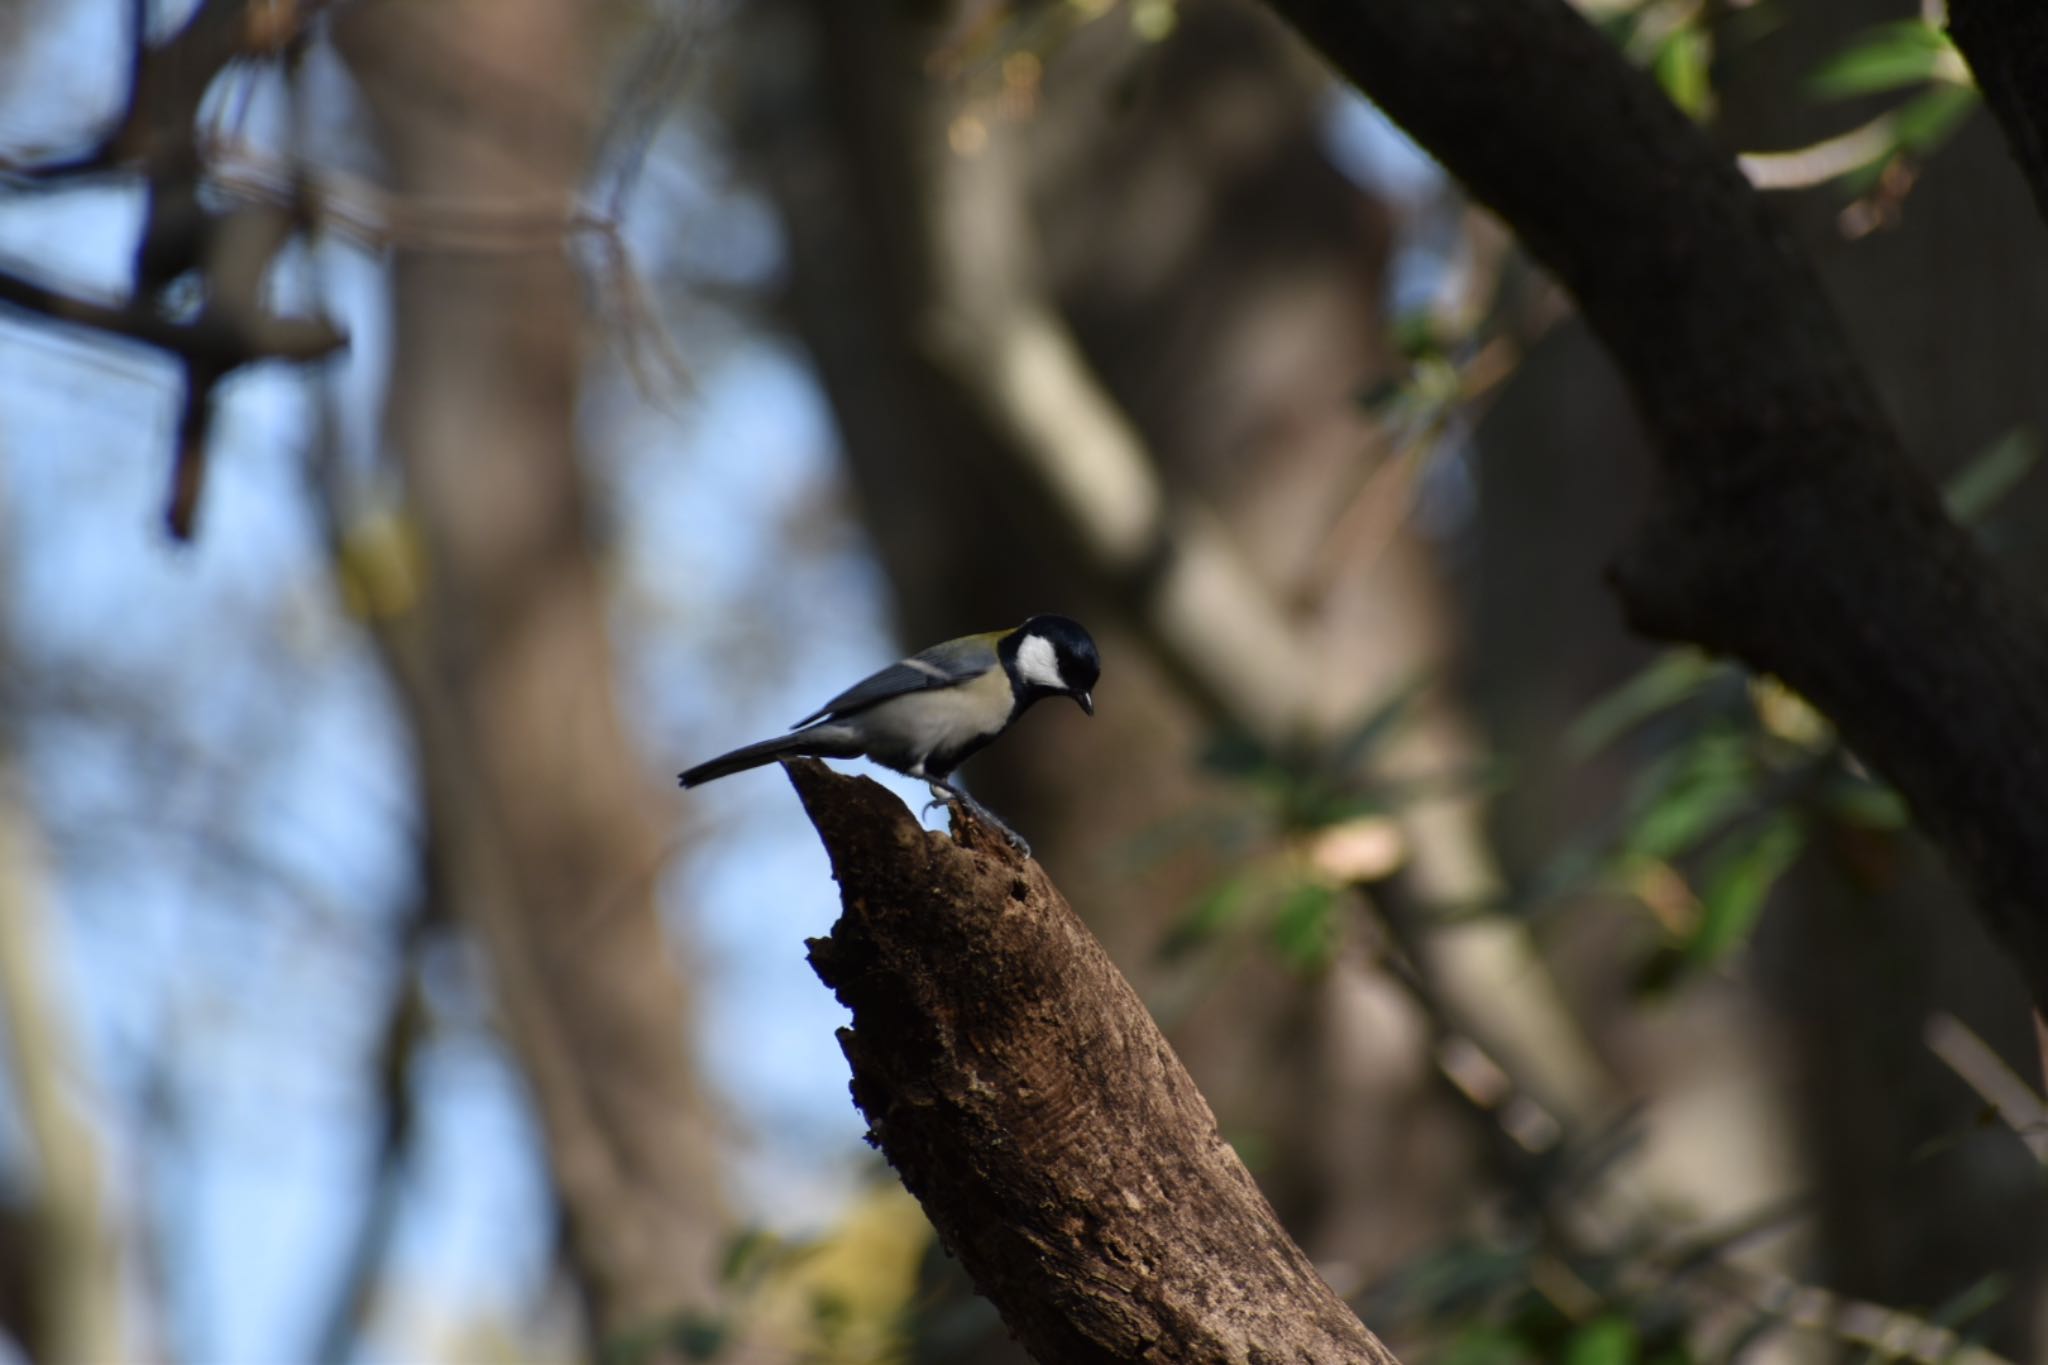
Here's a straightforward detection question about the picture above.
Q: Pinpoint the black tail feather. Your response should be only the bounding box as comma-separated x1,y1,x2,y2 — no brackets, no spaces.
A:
679,726,852,788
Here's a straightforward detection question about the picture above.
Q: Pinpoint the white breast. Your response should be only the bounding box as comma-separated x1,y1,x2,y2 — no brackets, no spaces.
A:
857,666,1015,774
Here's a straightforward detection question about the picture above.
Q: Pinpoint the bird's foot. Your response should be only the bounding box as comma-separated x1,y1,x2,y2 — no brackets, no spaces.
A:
925,782,1031,858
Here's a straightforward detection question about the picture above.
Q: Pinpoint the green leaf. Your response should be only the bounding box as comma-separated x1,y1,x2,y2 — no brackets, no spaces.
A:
1621,733,1752,863
1435,1323,1537,1365
1269,882,1339,970
1654,26,1712,120
719,1226,778,1286
1809,21,1956,100
1824,779,1908,830
672,1314,729,1362
599,1311,730,1365
1392,311,1444,360
1159,874,1254,961
808,1288,852,1338
1892,82,1980,152
1685,815,1804,966
1943,425,2039,524
1927,1272,2011,1330
1564,1315,1640,1365
1566,651,1719,759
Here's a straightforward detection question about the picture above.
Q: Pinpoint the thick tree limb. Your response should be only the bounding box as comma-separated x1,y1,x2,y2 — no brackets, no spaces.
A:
1263,0,2048,1014
0,245,342,541
2,0,347,538
1949,1,2048,226
0,264,342,365
787,759,1398,1365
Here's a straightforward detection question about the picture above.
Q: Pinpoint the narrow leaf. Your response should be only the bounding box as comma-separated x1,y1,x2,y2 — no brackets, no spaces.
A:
1564,1315,1640,1365
1685,815,1804,966
1655,26,1712,120
1269,882,1339,970
1809,22,1956,100
1943,425,2039,524
1621,733,1752,863
1892,82,1979,152
1159,874,1254,961
1566,651,1718,759
1825,779,1909,830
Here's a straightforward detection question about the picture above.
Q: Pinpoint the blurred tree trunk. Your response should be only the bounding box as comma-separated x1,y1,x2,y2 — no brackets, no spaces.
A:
0,485,125,1365
0,776,123,1364
332,0,724,1347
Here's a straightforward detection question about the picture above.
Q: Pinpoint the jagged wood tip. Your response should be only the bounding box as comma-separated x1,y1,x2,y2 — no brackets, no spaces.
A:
781,756,1398,1364
781,757,1026,868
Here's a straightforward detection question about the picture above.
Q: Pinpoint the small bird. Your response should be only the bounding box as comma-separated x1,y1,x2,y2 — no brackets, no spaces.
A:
678,614,1100,853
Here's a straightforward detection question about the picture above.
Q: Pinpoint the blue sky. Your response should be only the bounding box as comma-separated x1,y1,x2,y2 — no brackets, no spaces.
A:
0,234,911,1361
0,20,917,1355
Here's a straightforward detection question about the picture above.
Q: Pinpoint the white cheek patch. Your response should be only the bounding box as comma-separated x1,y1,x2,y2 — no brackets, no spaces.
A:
1016,633,1066,691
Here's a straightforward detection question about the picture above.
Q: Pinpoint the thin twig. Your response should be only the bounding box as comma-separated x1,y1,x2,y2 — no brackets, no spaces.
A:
0,262,341,363
1925,1011,2048,1162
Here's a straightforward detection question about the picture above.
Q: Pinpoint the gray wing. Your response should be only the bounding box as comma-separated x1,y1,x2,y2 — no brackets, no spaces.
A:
791,633,1003,728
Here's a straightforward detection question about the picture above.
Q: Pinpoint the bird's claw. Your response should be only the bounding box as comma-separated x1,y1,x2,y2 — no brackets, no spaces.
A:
972,814,1031,858
923,785,1031,858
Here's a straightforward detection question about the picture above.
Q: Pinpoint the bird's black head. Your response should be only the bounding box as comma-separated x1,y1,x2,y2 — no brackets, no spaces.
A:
1001,614,1100,715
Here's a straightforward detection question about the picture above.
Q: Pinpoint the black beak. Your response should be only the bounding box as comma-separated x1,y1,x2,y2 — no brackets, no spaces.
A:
1076,691,1094,716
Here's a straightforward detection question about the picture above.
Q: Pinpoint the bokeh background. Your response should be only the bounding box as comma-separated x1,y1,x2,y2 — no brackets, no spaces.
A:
1,0,2045,1361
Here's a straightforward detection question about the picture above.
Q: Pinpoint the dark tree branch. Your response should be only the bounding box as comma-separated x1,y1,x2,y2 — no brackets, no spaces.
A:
0,0,345,539
1950,1,2048,227
0,264,342,365
4,0,263,185
1261,0,2048,1013
0,257,342,540
0,253,343,540
787,760,1399,1365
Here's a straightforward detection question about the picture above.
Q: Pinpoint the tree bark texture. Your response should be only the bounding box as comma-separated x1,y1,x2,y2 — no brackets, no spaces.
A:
1263,0,2048,1016
787,760,1400,1365
333,0,723,1343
